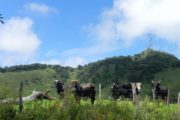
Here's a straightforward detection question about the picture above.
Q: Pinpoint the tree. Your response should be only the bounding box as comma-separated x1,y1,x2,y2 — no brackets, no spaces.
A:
0,14,4,24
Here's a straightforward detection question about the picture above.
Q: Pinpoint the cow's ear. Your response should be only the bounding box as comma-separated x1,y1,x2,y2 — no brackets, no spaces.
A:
158,80,161,83
152,80,155,83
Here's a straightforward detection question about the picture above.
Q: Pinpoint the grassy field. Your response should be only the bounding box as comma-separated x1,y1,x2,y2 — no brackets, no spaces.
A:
0,68,61,99
0,68,180,120
0,67,180,105
1,96,180,120
0,68,180,102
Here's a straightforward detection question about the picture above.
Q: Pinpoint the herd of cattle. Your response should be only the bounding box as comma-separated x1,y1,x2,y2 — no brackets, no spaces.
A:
54,80,169,104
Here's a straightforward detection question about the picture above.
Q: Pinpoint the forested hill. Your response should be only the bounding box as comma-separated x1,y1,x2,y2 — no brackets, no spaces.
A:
76,49,180,100
77,49,179,86
1,49,178,83
0,49,180,99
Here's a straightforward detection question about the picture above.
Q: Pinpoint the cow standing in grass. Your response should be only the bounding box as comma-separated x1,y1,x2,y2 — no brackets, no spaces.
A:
111,82,141,100
71,80,96,104
54,80,64,98
151,80,169,103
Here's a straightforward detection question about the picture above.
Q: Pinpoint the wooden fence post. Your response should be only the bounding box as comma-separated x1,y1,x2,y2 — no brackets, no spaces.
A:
131,83,136,104
19,81,23,113
167,89,170,105
99,84,101,100
152,89,156,101
178,92,180,105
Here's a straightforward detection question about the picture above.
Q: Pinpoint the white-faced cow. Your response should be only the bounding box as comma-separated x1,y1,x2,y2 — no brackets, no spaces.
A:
54,80,64,97
71,80,96,104
151,80,169,102
111,82,141,100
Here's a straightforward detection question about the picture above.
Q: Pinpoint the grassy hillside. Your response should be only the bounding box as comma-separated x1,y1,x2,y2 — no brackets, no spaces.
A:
0,68,65,98
100,68,180,100
0,49,180,101
154,68,180,101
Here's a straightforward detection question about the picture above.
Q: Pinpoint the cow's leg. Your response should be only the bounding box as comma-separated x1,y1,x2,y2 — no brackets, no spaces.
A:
90,90,96,105
76,96,81,104
59,92,64,99
157,96,160,107
165,96,167,105
75,95,78,102
164,96,168,105
91,96,95,105
78,97,81,104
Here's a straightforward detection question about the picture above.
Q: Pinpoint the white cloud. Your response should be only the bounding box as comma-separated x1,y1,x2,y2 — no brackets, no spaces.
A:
40,59,61,65
91,0,180,46
25,3,58,14
40,56,87,68
63,56,88,68
60,0,180,66
0,17,41,66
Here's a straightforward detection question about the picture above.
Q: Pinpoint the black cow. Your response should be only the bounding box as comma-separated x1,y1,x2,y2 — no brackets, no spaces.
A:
111,82,141,100
151,80,169,102
71,80,96,104
54,80,64,97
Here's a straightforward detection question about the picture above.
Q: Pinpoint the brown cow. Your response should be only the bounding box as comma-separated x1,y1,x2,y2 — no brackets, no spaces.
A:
71,80,96,104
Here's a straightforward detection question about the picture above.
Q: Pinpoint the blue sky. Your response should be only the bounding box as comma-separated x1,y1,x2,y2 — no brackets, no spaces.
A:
0,0,180,67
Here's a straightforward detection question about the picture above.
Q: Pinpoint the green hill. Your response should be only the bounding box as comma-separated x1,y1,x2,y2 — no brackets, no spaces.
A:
0,64,72,98
76,49,180,100
77,48,178,84
0,49,180,101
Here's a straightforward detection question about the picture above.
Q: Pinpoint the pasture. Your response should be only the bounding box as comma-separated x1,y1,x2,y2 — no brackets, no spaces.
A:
0,56,180,119
1,96,180,120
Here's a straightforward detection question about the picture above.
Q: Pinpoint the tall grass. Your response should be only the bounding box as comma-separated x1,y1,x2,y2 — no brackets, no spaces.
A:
0,96,180,120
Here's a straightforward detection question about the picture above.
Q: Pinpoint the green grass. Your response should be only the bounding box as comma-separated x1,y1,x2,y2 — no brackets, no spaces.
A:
0,68,60,98
1,97,179,120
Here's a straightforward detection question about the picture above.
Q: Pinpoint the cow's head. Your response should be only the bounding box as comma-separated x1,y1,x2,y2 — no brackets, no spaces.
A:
111,82,122,90
70,80,81,92
54,79,64,85
111,83,116,89
135,82,142,92
151,80,161,90
54,80,59,83
151,80,161,99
